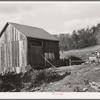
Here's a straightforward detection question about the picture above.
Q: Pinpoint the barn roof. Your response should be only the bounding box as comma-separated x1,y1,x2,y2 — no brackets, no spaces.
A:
7,22,58,41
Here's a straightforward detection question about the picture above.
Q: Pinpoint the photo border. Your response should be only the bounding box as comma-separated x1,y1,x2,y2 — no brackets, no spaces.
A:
0,0,99,100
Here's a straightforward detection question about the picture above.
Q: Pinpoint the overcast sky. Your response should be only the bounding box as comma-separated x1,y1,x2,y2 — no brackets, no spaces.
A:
0,2,100,34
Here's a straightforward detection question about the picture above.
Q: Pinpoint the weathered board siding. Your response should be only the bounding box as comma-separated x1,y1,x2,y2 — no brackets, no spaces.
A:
27,38,59,67
0,24,27,73
43,40,59,61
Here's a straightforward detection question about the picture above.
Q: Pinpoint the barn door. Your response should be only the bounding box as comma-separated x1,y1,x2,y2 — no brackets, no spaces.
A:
28,46,44,67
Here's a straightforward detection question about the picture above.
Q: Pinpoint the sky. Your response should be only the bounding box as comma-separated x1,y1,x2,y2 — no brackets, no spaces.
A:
0,2,100,34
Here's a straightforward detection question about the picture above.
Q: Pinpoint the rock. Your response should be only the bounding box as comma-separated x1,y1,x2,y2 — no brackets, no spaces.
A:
89,82,100,91
50,82,53,84
83,88,88,92
73,86,83,92
84,79,89,85
25,65,33,72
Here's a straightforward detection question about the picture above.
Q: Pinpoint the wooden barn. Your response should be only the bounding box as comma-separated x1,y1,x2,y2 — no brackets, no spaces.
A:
0,22,59,73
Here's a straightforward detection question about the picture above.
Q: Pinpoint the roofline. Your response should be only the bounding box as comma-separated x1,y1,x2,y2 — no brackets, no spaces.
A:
9,23,27,40
27,36,59,42
0,22,59,41
0,22,9,37
9,22,59,41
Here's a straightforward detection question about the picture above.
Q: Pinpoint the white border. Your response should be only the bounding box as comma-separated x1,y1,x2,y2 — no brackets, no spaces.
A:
0,92,100,99
0,1,100,99
0,1,100,3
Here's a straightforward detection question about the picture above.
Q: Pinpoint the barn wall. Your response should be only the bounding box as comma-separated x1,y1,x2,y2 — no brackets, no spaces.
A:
27,38,59,67
0,24,27,73
43,40,59,61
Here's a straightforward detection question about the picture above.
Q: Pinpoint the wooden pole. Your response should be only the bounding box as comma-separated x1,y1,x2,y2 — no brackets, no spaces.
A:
45,57,46,67
69,59,71,66
41,54,55,68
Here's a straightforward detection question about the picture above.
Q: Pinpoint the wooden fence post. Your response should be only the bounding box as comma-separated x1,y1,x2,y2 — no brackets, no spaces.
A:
69,59,71,66
45,59,46,67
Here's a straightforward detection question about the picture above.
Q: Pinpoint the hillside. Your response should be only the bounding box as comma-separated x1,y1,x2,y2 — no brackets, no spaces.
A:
60,45,100,60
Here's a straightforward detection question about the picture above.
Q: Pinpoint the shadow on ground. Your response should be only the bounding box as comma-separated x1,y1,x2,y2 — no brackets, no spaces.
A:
51,71,71,83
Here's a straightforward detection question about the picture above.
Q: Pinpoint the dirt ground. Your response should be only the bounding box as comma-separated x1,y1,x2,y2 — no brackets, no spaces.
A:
37,63,100,92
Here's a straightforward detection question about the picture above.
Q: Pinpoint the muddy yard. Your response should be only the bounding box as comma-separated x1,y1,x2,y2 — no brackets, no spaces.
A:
1,61,100,92
37,64,100,92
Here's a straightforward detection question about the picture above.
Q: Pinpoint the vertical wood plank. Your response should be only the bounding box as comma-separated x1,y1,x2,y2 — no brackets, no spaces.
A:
0,24,27,73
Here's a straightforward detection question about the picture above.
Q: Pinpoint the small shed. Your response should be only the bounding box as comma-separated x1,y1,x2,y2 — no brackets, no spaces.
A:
0,22,59,73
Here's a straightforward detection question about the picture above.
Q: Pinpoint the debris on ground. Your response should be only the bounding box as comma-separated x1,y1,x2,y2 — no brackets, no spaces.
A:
89,81,100,92
0,61,100,92
83,88,88,92
73,86,83,92
39,63,100,92
0,66,71,92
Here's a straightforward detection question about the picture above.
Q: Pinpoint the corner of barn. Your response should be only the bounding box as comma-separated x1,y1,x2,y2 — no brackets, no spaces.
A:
0,22,60,74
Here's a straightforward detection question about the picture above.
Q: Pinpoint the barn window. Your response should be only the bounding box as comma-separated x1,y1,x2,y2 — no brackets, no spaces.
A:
28,40,42,46
45,53,54,60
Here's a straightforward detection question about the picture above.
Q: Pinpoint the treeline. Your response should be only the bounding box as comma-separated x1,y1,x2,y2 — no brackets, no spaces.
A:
53,23,100,51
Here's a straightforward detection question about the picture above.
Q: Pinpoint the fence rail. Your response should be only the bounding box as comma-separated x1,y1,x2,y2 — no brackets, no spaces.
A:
68,59,86,66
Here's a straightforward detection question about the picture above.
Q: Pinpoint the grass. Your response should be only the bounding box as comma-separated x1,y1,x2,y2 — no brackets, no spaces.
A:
60,45,100,60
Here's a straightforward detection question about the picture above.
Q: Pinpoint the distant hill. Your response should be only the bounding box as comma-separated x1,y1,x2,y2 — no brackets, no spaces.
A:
60,45,100,60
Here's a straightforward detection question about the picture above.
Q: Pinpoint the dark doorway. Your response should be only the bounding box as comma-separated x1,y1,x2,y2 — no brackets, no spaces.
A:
28,45,44,67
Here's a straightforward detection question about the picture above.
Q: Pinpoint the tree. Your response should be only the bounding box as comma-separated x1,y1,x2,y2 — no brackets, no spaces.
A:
53,23,99,51
71,30,79,49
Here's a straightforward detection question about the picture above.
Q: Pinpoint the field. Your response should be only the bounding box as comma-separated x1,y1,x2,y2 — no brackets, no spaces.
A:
60,45,100,60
